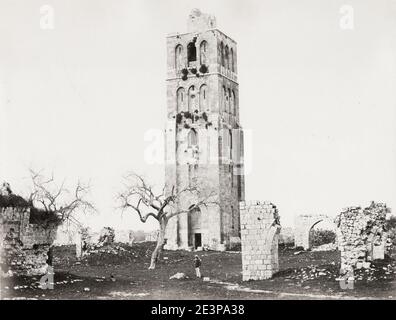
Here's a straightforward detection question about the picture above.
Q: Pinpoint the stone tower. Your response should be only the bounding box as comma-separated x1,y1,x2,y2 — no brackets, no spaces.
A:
164,9,245,251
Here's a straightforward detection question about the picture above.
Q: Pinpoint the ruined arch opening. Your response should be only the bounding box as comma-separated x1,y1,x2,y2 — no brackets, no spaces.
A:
308,220,337,250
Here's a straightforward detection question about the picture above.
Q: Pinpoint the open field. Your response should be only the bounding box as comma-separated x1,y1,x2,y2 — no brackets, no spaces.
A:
1,243,395,300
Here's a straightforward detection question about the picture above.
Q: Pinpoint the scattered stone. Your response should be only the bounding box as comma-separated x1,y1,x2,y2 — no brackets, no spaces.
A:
170,272,188,280
312,243,337,252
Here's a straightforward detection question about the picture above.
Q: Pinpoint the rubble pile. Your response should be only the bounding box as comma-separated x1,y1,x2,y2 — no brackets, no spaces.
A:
335,202,392,277
311,243,337,252
281,259,396,284
282,265,337,282
97,227,115,245
82,242,156,266
353,260,396,281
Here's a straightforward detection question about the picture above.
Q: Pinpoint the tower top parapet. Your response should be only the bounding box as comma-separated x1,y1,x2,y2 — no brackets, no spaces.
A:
187,9,217,33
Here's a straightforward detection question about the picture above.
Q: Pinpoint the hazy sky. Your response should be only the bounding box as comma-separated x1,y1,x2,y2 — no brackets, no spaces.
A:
1,0,395,231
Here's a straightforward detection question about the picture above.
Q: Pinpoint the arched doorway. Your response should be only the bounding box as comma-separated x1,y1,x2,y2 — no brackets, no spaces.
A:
294,215,336,250
188,207,202,249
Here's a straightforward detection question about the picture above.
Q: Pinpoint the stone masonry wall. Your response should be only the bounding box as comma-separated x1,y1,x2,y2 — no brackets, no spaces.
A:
1,207,58,276
240,201,281,281
335,202,390,277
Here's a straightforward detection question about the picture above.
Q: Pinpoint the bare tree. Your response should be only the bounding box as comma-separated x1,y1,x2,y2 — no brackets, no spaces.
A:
118,172,217,270
28,169,95,228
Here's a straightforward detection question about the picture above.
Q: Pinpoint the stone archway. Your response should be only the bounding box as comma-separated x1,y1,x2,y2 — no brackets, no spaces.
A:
294,214,334,250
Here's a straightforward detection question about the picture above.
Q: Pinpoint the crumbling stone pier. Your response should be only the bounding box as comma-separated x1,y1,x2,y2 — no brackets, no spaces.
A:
240,201,281,281
335,201,391,277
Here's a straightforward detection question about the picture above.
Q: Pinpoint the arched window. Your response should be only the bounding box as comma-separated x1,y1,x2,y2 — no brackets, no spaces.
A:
232,90,236,115
230,48,234,72
188,85,197,112
187,42,197,65
231,206,235,229
176,87,186,112
228,88,232,113
175,45,183,70
199,84,208,111
222,86,227,112
188,129,198,147
229,129,233,159
200,41,208,65
220,42,225,67
225,45,229,69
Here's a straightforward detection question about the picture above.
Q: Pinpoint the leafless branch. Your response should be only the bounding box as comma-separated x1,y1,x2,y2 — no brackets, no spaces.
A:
28,168,95,226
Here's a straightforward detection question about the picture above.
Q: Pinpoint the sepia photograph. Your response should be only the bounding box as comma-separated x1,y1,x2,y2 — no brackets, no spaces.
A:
0,0,395,311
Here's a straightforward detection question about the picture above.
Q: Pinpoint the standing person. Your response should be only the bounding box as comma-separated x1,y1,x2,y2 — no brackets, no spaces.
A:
194,255,201,278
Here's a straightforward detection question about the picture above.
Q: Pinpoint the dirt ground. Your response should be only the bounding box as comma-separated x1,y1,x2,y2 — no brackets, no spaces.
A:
1,243,395,300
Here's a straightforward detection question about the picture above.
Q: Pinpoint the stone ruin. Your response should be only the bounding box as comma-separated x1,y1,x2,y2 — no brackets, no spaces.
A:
240,201,281,281
98,227,115,245
294,214,334,250
0,207,58,276
335,201,392,277
0,183,60,276
145,230,159,242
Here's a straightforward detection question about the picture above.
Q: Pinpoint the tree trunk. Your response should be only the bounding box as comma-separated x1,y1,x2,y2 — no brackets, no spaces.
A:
148,218,167,270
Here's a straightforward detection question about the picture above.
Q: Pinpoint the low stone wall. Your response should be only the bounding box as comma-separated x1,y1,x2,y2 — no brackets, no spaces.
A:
240,201,281,281
1,207,58,276
335,202,390,277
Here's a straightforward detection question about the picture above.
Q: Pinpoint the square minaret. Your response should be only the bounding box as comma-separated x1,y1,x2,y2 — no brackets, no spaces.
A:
164,9,245,251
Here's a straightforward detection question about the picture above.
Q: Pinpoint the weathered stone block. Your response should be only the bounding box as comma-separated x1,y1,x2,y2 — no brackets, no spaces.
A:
241,201,280,281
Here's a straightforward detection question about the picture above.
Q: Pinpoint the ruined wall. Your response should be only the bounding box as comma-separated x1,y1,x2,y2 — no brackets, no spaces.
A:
294,214,334,250
240,201,281,281
335,202,390,277
0,207,58,276
145,230,159,242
